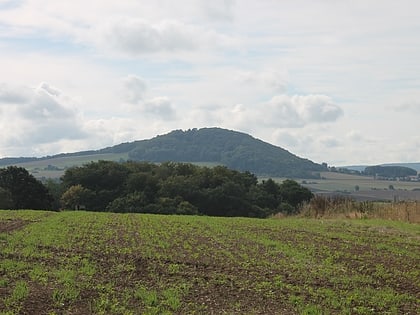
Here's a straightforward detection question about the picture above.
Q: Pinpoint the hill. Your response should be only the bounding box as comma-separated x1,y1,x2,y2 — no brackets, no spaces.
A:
0,128,325,178
123,128,324,177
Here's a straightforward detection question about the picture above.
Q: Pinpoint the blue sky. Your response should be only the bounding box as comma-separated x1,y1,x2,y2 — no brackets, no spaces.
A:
0,0,420,165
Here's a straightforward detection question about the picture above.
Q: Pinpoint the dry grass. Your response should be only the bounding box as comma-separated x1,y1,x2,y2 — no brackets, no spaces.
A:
301,195,420,223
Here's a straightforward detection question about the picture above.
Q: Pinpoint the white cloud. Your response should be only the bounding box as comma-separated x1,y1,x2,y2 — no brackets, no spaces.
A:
200,0,236,21
121,75,147,103
196,95,343,140
142,97,176,120
236,70,288,93
0,83,31,104
95,18,233,56
393,102,420,113
320,137,341,148
346,130,363,141
261,95,343,128
103,19,197,54
0,82,86,155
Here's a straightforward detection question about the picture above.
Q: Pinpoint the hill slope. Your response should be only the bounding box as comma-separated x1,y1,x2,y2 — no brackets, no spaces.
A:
123,128,324,177
0,127,325,178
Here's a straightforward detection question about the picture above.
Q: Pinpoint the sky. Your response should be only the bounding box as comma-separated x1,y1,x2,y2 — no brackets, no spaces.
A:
1,0,420,166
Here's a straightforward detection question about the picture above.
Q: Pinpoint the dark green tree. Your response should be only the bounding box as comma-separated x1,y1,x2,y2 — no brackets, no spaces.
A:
278,179,313,213
61,160,129,211
59,161,314,217
0,187,13,209
0,166,53,209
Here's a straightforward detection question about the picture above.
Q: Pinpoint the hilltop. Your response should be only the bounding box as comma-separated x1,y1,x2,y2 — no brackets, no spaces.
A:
0,128,325,178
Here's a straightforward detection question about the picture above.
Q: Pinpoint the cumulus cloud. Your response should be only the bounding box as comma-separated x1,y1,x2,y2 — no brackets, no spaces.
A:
121,75,147,103
320,136,341,148
393,102,420,113
200,0,236,21
236,70,288,93
0,83,31,104
263,95,343,127
346,130,363,141
213,94,343,133
272,130,299,147
0,82,86,153
119,75,176,120
142,96,176,120
92,16,238,57
100,19,201,55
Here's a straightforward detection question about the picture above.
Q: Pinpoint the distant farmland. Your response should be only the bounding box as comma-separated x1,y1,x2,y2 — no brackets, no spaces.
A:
1,210,419,314
300,172,420,201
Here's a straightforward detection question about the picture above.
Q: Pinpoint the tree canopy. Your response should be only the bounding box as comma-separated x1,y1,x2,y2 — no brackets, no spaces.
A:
364,165,417,178
0,166,53,210
60,161,313,217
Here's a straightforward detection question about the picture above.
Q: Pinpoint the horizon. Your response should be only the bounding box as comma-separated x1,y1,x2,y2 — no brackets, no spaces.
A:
1,1,420,165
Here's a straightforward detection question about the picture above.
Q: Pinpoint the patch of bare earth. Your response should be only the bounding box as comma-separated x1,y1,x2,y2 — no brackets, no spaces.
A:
0,219,31,233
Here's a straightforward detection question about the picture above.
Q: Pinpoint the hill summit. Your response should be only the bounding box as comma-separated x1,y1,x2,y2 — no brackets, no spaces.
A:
100,127,324,177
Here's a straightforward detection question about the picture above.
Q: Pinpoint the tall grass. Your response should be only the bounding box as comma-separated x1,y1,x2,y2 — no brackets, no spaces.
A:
301,195,420,223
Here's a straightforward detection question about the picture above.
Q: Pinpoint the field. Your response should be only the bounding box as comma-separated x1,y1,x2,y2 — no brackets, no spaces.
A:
297,172,420,202
1,211,419,315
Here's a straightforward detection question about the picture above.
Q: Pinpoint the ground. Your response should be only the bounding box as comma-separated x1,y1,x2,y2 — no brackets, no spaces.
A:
0,210,419,314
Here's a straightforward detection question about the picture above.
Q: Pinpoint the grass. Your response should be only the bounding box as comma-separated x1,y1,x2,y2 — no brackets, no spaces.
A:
302,195,420,223
0,210,419,314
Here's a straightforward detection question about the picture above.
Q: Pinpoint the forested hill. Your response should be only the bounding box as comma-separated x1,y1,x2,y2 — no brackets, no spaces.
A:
103,128,325,178
0,128,325,178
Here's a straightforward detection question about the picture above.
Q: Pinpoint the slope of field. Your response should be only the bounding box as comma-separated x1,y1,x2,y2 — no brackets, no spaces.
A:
1,211,419,314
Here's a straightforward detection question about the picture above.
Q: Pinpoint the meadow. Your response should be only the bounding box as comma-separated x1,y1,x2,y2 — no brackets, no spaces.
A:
0,210,419,314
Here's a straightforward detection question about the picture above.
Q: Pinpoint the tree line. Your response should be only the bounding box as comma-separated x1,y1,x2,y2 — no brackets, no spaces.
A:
0,161,313,217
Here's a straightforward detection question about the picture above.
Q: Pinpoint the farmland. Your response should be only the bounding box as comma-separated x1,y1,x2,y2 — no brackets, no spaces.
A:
1,210,419,314
297,172,420,202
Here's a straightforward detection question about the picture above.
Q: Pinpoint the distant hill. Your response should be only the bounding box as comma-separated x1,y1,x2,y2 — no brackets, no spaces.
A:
343,163,420,173
364,165,417,178
0,127,325,178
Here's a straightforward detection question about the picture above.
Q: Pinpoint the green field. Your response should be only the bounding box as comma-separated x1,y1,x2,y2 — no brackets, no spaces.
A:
1,211,419,314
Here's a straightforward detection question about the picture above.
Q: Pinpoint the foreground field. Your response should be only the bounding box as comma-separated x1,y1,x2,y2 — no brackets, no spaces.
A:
0,211,419,314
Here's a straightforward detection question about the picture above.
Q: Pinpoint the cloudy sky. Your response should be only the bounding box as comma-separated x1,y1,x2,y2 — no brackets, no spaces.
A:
1,0,420,165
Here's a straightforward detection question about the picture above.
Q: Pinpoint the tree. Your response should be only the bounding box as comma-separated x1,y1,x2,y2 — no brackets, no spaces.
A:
278,179,313,213
59,160,313,217
0,166,53,209
0,187,13,209
44,179,65,210
61,161,129,210
60,185,93,210
105,192,148,213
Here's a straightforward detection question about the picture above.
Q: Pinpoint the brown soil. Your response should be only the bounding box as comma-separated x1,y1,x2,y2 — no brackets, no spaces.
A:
0,219,30,233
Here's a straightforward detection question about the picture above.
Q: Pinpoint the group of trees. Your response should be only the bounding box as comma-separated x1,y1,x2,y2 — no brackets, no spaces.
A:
0,161,314,217
363,165,417,178
0,166,53,210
